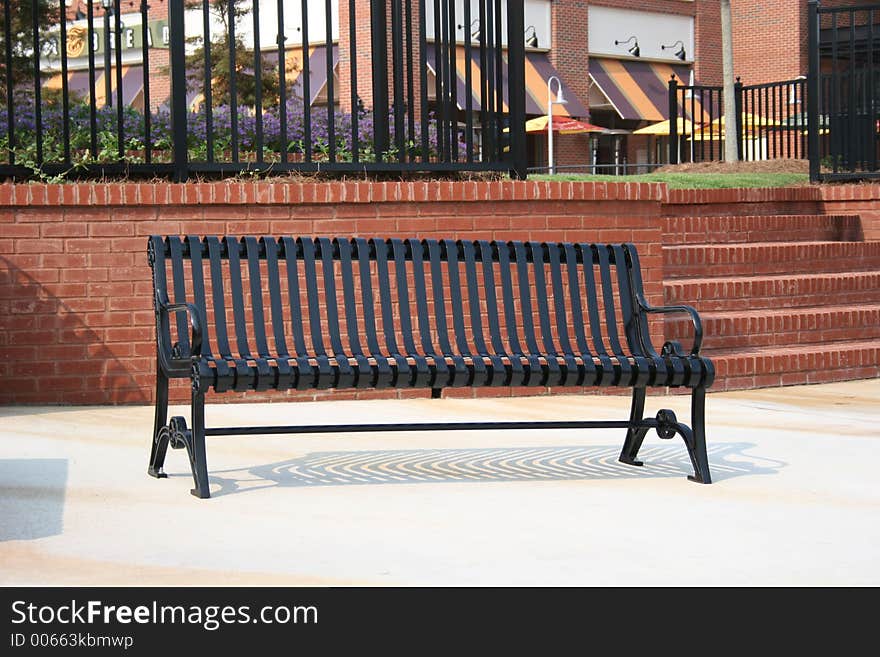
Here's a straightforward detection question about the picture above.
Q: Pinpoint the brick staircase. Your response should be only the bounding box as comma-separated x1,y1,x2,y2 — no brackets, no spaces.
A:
662,212,880,391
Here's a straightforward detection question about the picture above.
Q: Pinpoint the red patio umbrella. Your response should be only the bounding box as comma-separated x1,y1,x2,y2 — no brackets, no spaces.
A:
525,115,608,134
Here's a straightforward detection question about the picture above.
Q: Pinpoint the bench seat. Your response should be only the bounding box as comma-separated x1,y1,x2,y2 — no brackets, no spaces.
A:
149,235,714,498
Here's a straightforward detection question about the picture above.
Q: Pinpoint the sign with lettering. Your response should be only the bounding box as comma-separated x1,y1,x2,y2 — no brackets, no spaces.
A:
44,18,169,61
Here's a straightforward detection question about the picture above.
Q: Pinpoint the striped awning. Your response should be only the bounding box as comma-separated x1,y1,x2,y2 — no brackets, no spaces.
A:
285,44,339,106
425,45,588,117
43,65,145,109
588,58,691,122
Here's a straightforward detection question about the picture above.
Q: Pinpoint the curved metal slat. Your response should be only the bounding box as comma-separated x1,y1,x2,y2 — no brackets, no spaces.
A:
392,239,430,387
410,238,447,387
354,237,392,388
261,236,292,391
281,237,312,390
463,240,505,386
546,243,581,386
185,236,212,359
167,236,190,354
244,236,273,390
224,236,255,391
581,243,615,386
497,241,533,386
444,239,485,386
318,237,355,388
513,241,552,386
337,238,374,388
299,237,333,389
611,244,651,388
564,243,597,386
374,238,411,386
596,244,631,386
528,241,564,385
427,239,467,386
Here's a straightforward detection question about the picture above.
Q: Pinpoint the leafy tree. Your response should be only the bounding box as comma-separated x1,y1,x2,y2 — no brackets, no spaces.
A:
0,0,59,96
184,0,284,108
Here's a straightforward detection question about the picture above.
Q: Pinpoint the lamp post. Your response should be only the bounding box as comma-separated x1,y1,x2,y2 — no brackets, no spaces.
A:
102,0,113,107
547,75,566,175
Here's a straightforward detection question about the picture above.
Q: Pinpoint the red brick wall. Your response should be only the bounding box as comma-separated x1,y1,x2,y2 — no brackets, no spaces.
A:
0,180,666,405
820,185,880,241
729,0,870,85
695,0,723,85
664,185,880,241
732,0,807,85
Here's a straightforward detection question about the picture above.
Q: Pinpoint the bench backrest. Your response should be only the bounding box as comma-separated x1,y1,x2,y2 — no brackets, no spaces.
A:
149,236,656,372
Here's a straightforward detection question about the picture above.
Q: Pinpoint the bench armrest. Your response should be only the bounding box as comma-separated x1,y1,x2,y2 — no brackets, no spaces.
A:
157,298,203,361
638,300,704,356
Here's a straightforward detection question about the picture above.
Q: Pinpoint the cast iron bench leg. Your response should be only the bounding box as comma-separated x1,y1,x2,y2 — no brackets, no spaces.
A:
148,363,170,479
619,387,650,467
188,387,211,499
620,386,712,483
686,387,712,484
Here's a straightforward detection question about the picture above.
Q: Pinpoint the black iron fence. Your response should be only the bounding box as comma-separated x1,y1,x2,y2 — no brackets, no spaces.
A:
668,75,809,164
667,79,723,164
808,0,880,181
0,0,527,181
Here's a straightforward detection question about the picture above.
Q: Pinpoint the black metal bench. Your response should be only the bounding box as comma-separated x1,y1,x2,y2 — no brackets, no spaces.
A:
148,236,714,498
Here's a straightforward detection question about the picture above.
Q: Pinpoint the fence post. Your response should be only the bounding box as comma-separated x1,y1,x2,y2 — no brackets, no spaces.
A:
169,0,188,182
808,0,821,182
506,0,527,179
370,0,389,161
668,75,679,164
734,77,744,161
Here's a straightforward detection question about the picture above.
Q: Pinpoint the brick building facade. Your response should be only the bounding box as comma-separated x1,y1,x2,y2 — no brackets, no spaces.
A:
732,0,874,86
547,0,723,170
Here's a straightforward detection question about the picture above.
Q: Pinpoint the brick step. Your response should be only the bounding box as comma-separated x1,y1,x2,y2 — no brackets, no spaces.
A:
664,241,880,278
706,339,880,391
664,271,880,311
666,304,880,351
663,214,863,245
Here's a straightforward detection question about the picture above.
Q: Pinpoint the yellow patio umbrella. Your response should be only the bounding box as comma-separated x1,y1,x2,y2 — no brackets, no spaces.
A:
689,130,726,141
633,118,698,136
711,112,779,130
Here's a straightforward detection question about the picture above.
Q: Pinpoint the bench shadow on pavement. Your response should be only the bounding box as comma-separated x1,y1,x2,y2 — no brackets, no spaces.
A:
0,459,68,541
201,443,785,498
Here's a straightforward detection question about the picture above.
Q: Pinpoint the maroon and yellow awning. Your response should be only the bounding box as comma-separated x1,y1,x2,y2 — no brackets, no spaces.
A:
425,45,588,117
588,58,692,122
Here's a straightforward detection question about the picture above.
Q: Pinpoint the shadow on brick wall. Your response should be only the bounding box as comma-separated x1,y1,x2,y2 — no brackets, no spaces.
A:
0,257,149,404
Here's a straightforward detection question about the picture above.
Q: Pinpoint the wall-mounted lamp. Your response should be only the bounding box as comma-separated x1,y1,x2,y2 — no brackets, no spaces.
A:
525,25,538,48
457,19,480,42
614,36,640,58
662,40,687,61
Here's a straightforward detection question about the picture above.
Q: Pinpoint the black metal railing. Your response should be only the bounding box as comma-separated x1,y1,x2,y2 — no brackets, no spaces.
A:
739,76,808,161
667,77,724,164
668,75,808,164
809,0,880,182
0,0,527,181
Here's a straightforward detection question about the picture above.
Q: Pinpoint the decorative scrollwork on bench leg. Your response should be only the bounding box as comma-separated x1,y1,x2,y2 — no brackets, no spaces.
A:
147,367,213,498
619,387,650,467
652,389,712,484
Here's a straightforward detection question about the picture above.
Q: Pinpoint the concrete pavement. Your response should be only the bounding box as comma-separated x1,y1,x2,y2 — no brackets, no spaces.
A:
1,380,878,586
